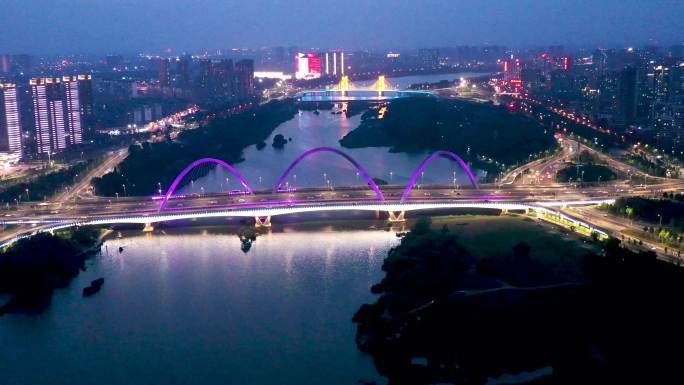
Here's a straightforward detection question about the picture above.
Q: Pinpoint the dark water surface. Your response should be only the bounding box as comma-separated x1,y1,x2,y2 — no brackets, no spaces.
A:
0,226,399,385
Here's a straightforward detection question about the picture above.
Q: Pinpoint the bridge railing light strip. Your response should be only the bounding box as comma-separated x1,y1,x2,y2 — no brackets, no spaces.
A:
0,199,614,248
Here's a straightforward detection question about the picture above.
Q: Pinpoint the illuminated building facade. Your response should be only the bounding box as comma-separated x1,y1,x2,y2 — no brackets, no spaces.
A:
31,76,89,155
0,82,22,165
323,51,345,77
159,58,170,87
235,59,255,100
295,52,321,80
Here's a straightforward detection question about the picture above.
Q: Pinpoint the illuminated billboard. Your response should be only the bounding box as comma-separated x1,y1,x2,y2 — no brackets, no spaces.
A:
295,52,322,80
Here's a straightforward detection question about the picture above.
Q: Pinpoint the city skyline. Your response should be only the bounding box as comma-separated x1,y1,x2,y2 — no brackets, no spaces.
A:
1,0,684,54
4,3,684,384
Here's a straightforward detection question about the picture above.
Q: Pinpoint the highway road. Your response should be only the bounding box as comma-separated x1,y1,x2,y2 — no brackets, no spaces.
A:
52,148,129,205
0,181,662,222
563,205,684,262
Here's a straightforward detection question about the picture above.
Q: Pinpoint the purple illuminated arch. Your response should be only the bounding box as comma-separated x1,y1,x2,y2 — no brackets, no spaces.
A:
274,147,385,200
402,151,478,201
159,158,253,211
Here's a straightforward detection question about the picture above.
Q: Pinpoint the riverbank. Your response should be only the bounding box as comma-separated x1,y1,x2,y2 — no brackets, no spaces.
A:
354,219,684,384
339,97,557,176
92,99,298,196
0,227,104,315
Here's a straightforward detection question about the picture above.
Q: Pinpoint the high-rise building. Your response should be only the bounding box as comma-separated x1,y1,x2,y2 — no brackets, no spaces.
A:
616,66,638,127
323,51,345,77
0,54,9,74
77,74,94,136
671,63,684,102
12,54,33,74
62,76,84,145
212,59,235,100
105,55,124,69
652,65,671,102
177,55,191,88
31,77,66,154
30,76,89,155
198,59,212,96
235,59,255,100
0,82,22,165
562,56,571,71
418,48,439,69
159,58,170,87
294,52,321,80
503,58,523,89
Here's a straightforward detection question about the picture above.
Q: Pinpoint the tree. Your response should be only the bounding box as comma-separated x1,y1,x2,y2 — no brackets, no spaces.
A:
513,241,531,259
625,207,634,219
272,134,287,149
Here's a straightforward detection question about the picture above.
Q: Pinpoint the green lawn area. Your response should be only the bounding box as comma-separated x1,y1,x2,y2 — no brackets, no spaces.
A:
427,214,598,280
556,163,617,182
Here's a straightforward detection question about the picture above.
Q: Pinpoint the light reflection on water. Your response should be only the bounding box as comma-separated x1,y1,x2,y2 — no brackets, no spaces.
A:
0,226,398,385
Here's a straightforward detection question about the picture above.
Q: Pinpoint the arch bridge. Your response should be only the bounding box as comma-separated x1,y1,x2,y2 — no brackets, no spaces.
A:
0,199,614,248
158,147,478,212
0,146,615,247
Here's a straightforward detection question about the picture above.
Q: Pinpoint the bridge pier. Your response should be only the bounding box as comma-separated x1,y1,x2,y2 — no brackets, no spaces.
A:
500,208,509,215
255,216,272,228
388,211,406,223
142,223,155,232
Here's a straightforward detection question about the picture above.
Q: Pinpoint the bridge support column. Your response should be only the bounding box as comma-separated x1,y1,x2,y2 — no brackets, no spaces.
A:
500,208,509,215
142,223,155,232
255,216,272,228
388,211,406,223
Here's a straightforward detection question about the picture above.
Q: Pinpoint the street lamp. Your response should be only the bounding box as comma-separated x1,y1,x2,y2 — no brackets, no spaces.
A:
25,188,29,201
122,184,127,197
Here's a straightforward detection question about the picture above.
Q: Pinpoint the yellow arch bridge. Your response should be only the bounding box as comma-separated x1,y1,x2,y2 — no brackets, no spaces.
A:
297,76,435,101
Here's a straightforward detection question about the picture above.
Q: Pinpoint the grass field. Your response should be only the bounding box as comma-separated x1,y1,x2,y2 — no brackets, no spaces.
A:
428,214,598,280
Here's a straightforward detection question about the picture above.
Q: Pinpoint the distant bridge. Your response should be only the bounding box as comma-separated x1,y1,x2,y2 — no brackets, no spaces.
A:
297,75,435,101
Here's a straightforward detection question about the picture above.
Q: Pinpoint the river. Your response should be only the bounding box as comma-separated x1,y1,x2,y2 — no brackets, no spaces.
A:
0,72,481,385
181,71,488,195
0,224,399,385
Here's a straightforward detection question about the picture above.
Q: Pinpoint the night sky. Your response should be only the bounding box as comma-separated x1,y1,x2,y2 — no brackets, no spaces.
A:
1,0,683,54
